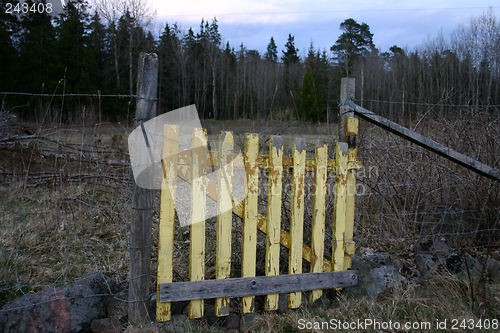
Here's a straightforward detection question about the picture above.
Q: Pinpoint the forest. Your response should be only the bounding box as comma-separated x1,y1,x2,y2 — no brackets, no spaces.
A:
1,0,499,123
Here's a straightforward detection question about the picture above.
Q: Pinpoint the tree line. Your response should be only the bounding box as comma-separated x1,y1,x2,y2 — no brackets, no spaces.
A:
1,0,499,123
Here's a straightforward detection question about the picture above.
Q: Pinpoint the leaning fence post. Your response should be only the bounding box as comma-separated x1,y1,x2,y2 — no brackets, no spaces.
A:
339,78,355,142
344,117,358,269
129,52,158,325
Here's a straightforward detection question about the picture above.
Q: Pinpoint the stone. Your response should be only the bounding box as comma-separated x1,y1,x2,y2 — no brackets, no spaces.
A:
413,239,434,253
430,238,451,258
391,259,403,271
103,290,128,320
0,285,105,333
223,313,240,330
478,258,500,282
376,286,395,302
400,265,421,279
90,318,123,333
76,272,120,296
414,253,437,276
454,252,483,280
344,255,406,300
162,314,192,332
367,252,392,266
368,265,407,296
439,251,463,274
77,272,126,321
204,304,220,326
490,262,500,283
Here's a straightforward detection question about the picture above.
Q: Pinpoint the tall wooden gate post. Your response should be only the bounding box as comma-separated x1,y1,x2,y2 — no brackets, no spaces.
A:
339,78,355,142
129,52,158,325
340,78,357,269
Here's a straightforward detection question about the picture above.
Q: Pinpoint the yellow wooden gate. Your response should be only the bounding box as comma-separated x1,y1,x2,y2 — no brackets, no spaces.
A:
156,118,360,321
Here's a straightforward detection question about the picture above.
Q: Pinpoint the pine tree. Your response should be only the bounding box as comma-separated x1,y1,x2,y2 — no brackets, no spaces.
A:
331,18,375,76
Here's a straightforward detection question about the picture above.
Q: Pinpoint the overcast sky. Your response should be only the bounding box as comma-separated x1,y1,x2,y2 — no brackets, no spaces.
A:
150,0,499,57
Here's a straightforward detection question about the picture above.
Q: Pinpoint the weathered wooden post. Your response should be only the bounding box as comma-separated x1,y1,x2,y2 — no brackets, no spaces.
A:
340,77,357,270
129,52,158,325
339,78,355,142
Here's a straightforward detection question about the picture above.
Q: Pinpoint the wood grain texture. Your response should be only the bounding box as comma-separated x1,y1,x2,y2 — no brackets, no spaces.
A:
160,271,357,302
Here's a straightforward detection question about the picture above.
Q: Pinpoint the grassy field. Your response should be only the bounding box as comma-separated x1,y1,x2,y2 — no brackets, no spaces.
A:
1,115,499,332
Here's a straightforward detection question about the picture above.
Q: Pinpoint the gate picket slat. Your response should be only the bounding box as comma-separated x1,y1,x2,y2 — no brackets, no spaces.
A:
333,143,348,272
241,133,259,313
309,140,327,304
216,131,234,317
288,138,306,309
189,128,207,319
156,124,179,322
266,135,283,311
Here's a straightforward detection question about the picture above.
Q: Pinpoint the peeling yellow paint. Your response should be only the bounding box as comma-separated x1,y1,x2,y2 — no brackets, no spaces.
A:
289,138,306,309
333,143,348,273
215,131,234,317
242,133,259,314
265,136,282,311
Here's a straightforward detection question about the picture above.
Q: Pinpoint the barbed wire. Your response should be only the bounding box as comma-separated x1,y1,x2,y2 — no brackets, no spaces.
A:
0,91,157,100
353,98,500,108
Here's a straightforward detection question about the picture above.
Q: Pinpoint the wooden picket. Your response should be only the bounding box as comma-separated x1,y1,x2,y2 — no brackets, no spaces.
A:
156,124,179,322
241,133,259,314
188,128,207,319
309,140,327,304
156,123,360,321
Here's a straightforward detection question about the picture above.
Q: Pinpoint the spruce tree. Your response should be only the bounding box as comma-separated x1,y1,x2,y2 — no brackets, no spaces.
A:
55,0,94,94
18,0,58,118
0,0,20,92
265,36,278,62
281,34,299,66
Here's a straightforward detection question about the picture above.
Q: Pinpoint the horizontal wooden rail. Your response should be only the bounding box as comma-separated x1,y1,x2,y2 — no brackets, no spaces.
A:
345,99,500,182
159,270,357,302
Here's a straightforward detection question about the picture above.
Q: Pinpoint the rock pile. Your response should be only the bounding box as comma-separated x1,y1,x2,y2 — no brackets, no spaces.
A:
0,272,126,333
